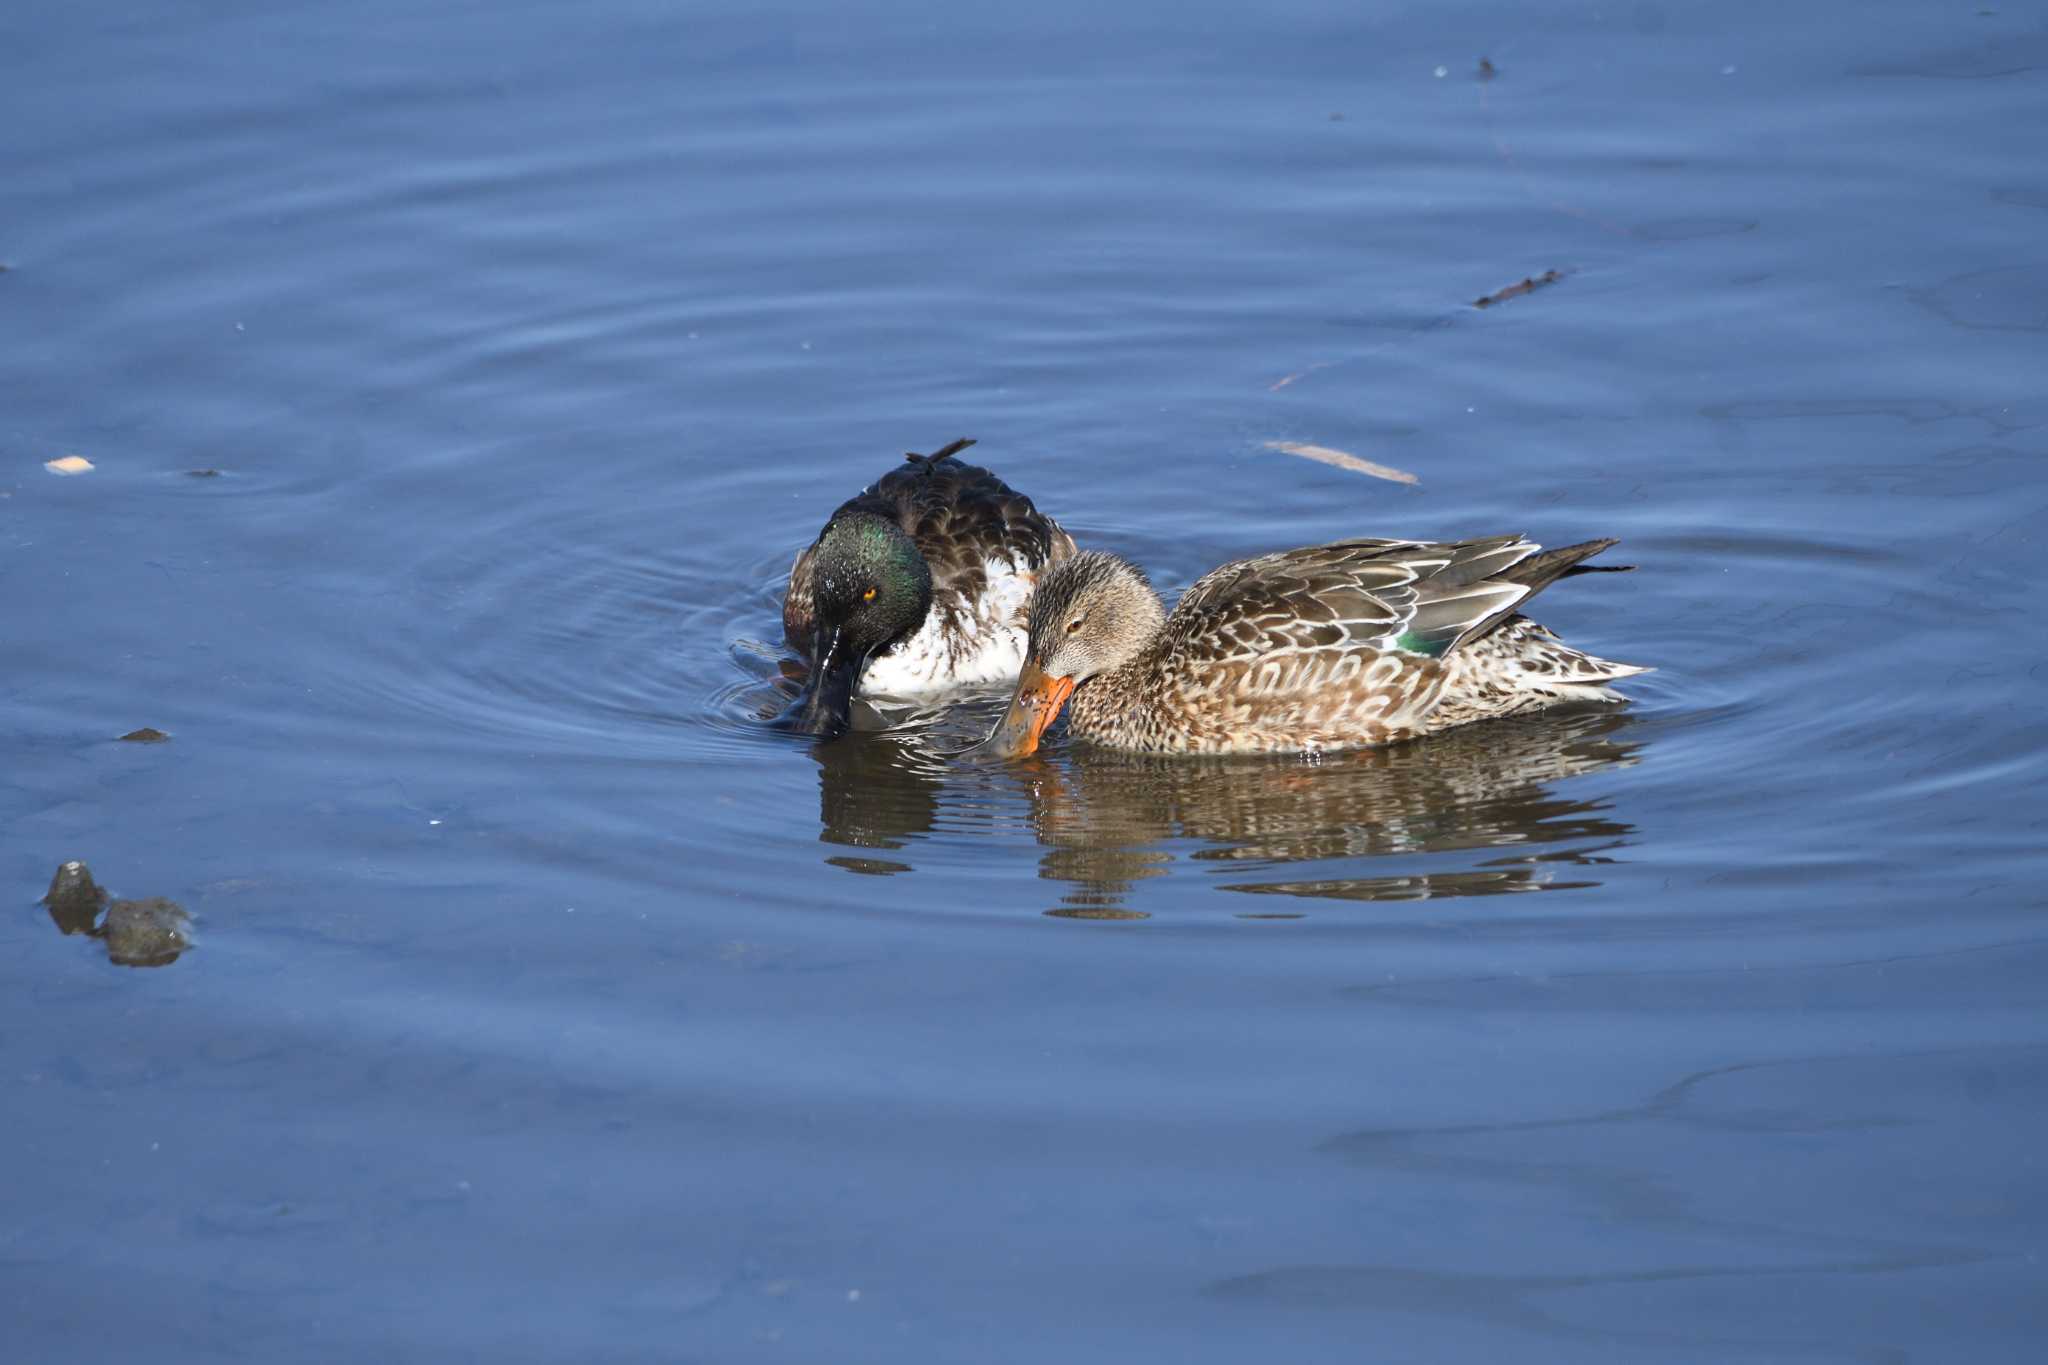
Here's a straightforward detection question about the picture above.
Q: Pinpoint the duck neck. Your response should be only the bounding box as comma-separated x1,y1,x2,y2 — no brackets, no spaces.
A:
1068,624,1167,732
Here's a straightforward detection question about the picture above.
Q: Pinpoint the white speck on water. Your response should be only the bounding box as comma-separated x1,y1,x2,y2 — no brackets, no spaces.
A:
428,818,442,826
566,906,577,914
846,1289,862,1303
800,340,812,350
150,1142,160,1151
234,322,245,332
1721,64,1737,75
1433,65,1448,78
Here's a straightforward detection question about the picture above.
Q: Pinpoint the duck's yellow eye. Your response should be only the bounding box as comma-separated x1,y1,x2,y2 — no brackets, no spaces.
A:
862,587,877,602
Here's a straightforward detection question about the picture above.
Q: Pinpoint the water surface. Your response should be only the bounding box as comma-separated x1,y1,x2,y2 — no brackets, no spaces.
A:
5,2,2046,1360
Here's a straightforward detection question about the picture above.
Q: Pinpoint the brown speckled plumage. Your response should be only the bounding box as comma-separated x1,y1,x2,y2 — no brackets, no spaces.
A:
1018,536,1646,755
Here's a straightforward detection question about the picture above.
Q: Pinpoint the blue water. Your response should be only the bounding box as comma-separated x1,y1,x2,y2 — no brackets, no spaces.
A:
5,2,2046,1360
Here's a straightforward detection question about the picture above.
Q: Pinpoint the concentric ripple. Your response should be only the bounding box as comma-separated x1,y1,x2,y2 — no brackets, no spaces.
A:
311,454,806,762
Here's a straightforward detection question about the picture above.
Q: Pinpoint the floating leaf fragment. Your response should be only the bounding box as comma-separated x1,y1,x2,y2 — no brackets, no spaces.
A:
45,455,94,475
1264,441,1418,485
119,727,170,743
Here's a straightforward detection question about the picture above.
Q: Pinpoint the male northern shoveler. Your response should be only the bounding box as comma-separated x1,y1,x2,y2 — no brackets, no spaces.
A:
782,438,1076,736
979,535,1646,757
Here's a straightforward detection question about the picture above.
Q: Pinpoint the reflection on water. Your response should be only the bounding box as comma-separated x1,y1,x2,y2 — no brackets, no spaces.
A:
812,706,1641,917
814,726,951,877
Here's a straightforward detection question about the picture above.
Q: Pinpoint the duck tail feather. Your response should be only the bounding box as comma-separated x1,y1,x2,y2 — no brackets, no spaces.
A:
905,437,978,465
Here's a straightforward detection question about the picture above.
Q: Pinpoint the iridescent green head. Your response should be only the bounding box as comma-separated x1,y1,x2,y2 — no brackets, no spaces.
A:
790,512,933,737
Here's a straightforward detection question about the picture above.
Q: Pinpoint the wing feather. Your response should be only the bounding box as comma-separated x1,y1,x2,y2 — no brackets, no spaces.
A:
782,541,820,650
1159,535,1551,692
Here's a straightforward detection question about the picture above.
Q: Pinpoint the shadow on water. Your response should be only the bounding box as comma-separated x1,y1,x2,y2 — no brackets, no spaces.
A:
809,704,1643,918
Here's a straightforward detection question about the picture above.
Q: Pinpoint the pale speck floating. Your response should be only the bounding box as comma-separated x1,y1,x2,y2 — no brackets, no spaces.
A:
44,455,94,475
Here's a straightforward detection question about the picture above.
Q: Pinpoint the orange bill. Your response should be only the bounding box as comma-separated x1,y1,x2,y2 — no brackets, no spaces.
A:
977,663,1076,758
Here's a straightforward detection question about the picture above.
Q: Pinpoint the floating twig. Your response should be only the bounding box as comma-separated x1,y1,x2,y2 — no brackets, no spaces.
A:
1473,268,1565,309
1268,361,1339,393
1264,441,1418,485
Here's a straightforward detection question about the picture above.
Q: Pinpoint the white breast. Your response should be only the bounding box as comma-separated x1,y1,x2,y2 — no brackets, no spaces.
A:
859,554,1035,698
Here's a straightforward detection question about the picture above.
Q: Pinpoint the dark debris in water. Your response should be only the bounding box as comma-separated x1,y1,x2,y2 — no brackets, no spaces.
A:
186,468,222,478
104,897,194,967
1474,269,1565,309
1477,56,1497,81
43,861,109,936
37,859,194,967
119,727,171,743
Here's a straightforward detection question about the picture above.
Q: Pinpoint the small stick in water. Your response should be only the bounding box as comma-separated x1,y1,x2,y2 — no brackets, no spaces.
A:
1264,441,1418,486
1473,268,1566,309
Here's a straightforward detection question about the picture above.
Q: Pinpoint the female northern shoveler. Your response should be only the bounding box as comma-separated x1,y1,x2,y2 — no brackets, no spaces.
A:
782,438,1076,736
979,535,1646,757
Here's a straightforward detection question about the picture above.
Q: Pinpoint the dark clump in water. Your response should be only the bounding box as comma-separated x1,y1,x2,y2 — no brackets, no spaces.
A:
37,861,193,966
101,898,193,968
42,860,109,936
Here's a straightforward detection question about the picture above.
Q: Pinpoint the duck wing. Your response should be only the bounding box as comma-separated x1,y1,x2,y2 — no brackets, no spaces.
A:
1164,535,1615,675
782,540,824,649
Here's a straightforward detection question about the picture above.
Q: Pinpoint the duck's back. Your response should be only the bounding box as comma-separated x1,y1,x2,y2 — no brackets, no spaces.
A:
868,453,1074,609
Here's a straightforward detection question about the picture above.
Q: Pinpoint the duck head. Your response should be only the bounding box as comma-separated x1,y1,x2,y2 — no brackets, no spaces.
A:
979,550,1164,758
789,512,933,738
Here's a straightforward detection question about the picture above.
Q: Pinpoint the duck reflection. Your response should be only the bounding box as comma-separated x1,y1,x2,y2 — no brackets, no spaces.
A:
812,703,1642,914
1017,708,1639,917
811,722,953,876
